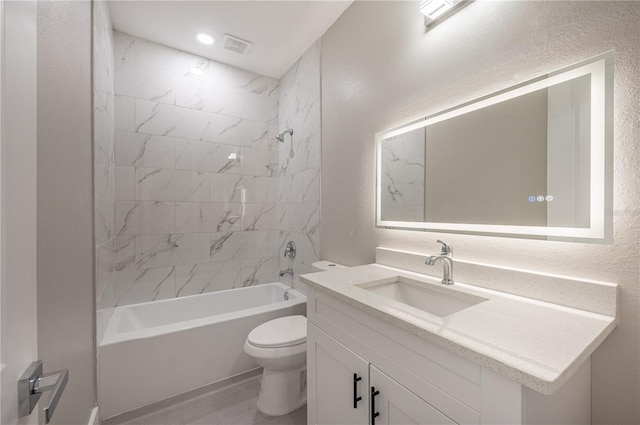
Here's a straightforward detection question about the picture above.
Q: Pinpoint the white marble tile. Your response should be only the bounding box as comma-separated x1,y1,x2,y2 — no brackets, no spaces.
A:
114,57,137,97
115,95,135,132
136,233,210,269
288,202,319,234
135,64,177,104
115,131,175,169
175,202,242,233
206,60,264,90
302,168,320,202
95,160,115,202
204,86,244,117
301,97,320,139
115,166,135,201
115,266,176,306
277,203,289,232
268,177,280,204
209,232,249,262
135,99,210,142
175,261,243,297
115,235,136,271
137,39,210,77
175,140,240,174
113,31,135,72
279,173,303,203
301,233,320,267
240,256,279,287
209,114,269,149
241,176,270,203
136,167,209,202
95,198,115,244
210,175,270,204
209,231,270,262
93,104,114,167
242,203,277,231
236,74,279,97
286,134,320,175
240,148,278,177
175,76,211,111
209,174,244,203
237,91,278,122
96,238,115,300
115,201,176,236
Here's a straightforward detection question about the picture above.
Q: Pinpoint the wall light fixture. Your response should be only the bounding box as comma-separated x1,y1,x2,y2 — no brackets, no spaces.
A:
420,0,472,29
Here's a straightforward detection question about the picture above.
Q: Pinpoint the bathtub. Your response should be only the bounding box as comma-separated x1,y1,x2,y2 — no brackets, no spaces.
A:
98,282,306,419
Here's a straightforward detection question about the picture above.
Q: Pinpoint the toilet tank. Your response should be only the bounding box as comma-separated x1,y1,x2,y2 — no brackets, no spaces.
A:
311,261,347,273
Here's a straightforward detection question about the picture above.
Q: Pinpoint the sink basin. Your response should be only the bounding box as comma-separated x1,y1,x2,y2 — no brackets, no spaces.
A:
357,276,487,317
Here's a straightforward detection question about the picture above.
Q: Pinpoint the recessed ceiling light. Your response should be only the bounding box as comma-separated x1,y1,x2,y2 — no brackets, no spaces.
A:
196,33,214,45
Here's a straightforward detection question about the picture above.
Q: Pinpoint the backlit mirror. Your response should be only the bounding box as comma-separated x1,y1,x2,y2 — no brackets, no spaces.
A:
376,54,612,241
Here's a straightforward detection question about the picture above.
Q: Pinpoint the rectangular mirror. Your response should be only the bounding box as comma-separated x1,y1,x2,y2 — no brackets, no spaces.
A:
376,54,613,241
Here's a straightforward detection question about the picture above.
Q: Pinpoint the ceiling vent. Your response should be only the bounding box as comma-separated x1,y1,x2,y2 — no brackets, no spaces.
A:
222,34,253,56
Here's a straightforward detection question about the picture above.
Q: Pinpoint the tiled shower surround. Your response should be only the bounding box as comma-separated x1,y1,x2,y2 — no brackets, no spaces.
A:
93,0,116,344
277,41,321,287
109,31,320,306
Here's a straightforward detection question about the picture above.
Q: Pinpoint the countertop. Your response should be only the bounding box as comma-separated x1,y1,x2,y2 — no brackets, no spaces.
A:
300,264,617,394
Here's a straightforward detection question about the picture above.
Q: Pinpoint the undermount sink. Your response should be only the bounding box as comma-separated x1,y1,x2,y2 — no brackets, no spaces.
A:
357,276,487,317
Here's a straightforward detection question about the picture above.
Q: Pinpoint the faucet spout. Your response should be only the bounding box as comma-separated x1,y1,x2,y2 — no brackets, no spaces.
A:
279,267,293,277
425,254,454,285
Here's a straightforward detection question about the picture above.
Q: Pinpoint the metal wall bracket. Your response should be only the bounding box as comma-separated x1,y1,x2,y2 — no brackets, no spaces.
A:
18,360,68,424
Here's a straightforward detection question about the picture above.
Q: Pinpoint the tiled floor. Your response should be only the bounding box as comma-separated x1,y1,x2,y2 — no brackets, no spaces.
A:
110,377,306,425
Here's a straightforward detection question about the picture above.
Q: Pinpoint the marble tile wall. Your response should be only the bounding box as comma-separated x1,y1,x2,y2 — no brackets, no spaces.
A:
93,0,116,344
277,41,322,293
380,131,425,222
113,31,281,306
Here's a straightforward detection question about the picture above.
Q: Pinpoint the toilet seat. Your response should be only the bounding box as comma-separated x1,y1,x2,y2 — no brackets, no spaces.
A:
247,315,306,348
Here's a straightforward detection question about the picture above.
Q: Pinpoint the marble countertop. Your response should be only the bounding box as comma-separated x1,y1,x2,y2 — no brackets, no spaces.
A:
300,264,617,394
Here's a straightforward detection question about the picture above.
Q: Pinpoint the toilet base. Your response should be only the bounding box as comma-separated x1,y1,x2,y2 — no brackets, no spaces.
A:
256,365,307,416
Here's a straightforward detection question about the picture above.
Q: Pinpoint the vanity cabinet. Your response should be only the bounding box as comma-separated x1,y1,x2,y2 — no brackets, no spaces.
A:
306,287,592,425
309,321,457,425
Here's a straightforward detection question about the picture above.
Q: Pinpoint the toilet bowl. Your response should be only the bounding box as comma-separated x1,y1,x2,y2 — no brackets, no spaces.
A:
244,260,347,416
244,315,308,416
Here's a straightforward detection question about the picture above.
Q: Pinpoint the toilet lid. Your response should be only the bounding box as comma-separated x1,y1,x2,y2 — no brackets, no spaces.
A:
247,315,307,348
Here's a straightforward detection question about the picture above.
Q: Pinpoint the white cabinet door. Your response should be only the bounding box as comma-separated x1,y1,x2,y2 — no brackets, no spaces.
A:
308,324,369,425
370,365,457,425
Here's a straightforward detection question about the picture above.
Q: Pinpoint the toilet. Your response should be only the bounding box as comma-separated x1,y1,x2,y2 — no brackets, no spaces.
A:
244,261,346,416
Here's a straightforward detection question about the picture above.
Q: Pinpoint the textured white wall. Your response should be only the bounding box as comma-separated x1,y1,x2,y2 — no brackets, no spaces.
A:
320,2,640,423
37,1,96,423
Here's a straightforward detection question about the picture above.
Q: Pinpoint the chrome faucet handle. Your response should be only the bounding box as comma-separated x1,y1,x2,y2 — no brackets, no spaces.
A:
436,240,451,256
284,241,296,259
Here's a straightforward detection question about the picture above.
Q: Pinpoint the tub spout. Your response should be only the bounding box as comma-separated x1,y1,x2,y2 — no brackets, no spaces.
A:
279,268,293,277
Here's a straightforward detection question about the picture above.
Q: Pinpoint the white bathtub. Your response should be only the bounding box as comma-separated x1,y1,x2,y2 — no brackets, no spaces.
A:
98,282,306,419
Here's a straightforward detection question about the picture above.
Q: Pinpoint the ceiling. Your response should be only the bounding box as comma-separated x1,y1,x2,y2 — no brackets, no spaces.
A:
108,1,353,79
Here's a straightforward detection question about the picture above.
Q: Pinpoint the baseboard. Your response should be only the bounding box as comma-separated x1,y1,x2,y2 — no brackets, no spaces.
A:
88,407,99,425
101,368,262,425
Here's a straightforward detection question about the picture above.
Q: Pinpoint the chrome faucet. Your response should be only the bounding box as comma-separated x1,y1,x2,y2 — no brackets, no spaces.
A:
279,268,293,277
284,241,296,260
425,240,454,285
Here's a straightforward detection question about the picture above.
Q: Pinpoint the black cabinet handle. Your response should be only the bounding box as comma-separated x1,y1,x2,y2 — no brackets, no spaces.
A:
353,374,363,408
371,386,380,425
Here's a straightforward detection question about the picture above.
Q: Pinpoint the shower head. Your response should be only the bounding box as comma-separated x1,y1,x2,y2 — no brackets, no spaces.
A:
276,128,294,143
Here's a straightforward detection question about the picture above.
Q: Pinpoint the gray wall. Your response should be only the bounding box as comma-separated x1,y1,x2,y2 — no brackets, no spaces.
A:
321,1,639,423
37,1,96,423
